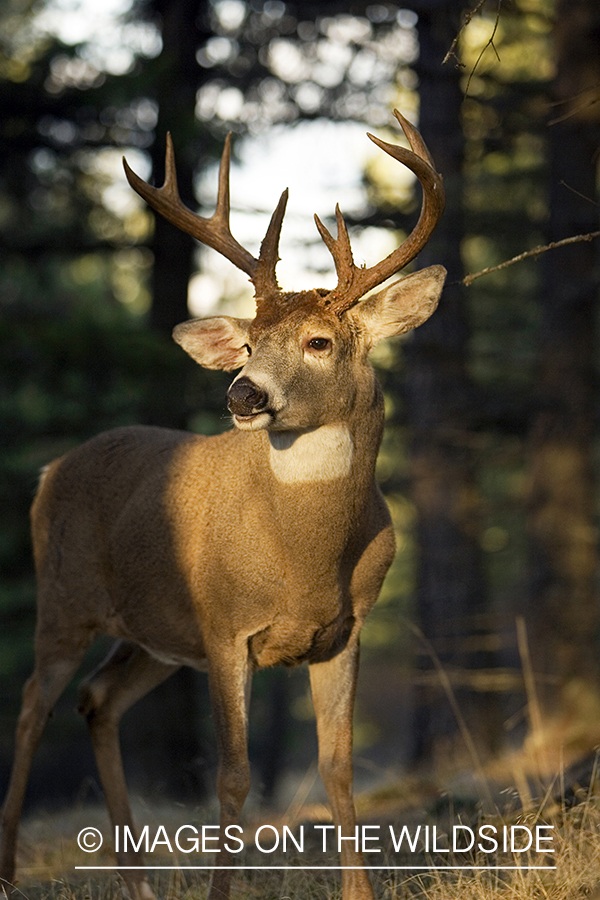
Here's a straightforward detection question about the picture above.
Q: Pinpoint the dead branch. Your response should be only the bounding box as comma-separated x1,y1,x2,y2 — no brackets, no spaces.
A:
464,0,503,97
442,0,487,67
558,180,599,207
462,230,600,286
443,0,504,101
547,81,600,126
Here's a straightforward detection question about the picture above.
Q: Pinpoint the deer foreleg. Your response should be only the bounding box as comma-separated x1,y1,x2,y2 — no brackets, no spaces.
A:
207,648,252,900
78,641,178,900
309,637,375,900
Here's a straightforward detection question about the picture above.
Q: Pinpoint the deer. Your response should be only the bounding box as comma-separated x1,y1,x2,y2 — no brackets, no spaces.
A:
0,109,445,900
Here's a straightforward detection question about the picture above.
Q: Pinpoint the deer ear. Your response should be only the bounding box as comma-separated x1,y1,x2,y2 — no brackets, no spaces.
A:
349,265,446,348
173,317,252,371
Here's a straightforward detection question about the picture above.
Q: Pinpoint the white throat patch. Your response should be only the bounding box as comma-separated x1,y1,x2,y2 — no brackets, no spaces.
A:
268,425,354,484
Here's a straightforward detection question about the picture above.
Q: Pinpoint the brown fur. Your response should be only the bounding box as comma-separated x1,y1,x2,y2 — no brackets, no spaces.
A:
0,255,445,900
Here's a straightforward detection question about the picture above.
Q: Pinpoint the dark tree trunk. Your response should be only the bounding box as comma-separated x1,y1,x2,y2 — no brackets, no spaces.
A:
139,0,210,430
405,5,497,766
525,0,600,724
123,1,212,796
148,0,204,334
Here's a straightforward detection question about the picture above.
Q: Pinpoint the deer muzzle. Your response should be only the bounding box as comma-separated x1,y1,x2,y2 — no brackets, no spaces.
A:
227,376,270,419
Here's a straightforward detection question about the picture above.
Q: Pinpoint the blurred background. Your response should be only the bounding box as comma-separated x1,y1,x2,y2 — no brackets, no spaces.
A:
1,0,600,815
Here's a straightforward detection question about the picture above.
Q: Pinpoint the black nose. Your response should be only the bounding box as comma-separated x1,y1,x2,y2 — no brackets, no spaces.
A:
227,376,269,417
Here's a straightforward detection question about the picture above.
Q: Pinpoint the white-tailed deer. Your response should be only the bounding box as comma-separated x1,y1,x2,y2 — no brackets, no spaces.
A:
0,110,445,900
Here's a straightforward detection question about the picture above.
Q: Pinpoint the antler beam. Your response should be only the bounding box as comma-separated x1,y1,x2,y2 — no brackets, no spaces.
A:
123,133,288,301
124,111,443,316
316,109,446,316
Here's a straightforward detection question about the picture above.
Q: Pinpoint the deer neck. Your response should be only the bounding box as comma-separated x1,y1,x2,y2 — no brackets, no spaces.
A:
263,377,384,489
267,425,353,485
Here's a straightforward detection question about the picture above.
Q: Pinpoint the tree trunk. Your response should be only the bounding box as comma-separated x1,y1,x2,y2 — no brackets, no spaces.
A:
148,0,204,333
124,0,212,795
140,0,209,430
405,5,497,767
525,0,600,734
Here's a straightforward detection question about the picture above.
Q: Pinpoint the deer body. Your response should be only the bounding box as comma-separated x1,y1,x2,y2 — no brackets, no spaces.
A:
1,112,446,900
34,389,391,672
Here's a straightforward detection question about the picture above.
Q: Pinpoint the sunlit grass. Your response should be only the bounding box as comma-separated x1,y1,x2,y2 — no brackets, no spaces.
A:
7,775,600,900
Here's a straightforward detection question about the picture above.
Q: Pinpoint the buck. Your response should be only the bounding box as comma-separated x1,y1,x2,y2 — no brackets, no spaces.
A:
0,109,445,900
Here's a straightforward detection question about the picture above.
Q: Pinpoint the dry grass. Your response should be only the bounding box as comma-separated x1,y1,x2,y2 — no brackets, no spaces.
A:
8,653,600,900
381,800,600,899
5,779,600,900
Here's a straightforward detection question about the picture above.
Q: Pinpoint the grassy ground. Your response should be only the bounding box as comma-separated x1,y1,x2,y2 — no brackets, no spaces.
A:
6,765,600,900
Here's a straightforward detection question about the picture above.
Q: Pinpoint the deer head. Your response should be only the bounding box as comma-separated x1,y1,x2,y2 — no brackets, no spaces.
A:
123,110,446,431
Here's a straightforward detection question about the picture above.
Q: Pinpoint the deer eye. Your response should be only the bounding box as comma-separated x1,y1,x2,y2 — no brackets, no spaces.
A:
243,343,252,356
307,337,331,352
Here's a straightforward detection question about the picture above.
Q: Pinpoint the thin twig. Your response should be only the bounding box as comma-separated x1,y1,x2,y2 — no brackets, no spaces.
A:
462,230,600,286
516,616,550,779
548,78,600,109
548,86,600,126
442,0,487,66
559,180,599,207
405,619,495,810
283,760,319,826
464,0,503,97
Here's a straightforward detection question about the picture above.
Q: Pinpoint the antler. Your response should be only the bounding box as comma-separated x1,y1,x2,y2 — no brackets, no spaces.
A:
124,112,443,315
315,109,445,316
123,133,288,301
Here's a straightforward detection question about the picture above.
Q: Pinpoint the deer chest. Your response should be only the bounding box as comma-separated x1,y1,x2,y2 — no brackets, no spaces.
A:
247,607,356,668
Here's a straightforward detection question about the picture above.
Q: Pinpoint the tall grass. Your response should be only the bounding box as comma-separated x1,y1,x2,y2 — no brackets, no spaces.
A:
6,782,600,900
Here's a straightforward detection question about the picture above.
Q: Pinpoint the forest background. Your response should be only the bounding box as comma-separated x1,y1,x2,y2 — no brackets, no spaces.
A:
1,0,600,817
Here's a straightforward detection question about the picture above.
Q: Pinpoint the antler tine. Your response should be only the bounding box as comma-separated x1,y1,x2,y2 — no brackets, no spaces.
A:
314,205,355,293
123,133,258,280
319,109,445,317
215,131,232,222
389,107,436,169
254,188,289,298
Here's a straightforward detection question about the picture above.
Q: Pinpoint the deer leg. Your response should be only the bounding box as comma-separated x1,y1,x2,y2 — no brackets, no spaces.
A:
309,637,375,900
206,648,252,900
78,641,178,900
1,643,90,889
